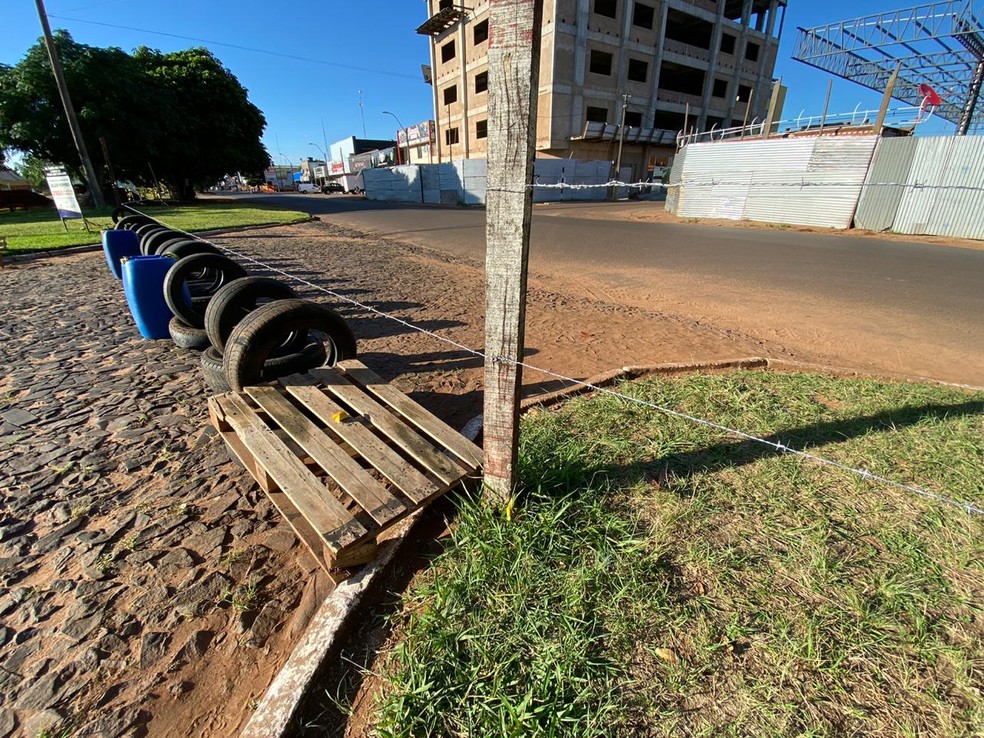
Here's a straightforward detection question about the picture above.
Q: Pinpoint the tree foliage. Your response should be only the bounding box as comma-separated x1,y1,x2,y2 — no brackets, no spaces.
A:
0,32,269,199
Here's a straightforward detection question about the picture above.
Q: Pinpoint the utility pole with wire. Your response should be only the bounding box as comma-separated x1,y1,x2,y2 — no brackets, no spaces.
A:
34,0,105,209
611,93,629,201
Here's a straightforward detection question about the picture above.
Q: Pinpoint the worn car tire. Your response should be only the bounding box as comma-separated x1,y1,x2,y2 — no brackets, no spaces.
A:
115,214,154,230
161,240,220,260
142,229,181,256
200,340,328,394
204,277,300,352
168,317,210,350
224,299,356,392
154,236,193,255
164,253,247,329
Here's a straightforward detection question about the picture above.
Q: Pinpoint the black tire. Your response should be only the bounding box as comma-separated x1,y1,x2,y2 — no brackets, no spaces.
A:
135,224,166,248
142,229,181,256
168,317,210,350
204,277,299,352
164,253,247,329
162,240,221,260
200,340,328,394
154,236,193,255
224,299,356,392
115,214,154,231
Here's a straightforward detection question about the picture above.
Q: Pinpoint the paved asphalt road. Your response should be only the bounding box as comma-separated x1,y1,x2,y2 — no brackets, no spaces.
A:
230,192,984,384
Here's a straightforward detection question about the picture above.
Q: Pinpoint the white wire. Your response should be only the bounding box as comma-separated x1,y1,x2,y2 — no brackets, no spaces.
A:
123,205,984,517
529,179,984,192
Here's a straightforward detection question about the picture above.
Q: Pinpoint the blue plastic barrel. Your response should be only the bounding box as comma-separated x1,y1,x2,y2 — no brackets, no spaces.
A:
122,255,174,339
102,229,140,280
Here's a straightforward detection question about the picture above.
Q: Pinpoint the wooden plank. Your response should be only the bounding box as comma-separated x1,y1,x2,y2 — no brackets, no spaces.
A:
283,380,436,505
481,0,544,502
245,386,407,526
336,360,483,469
309,368,471,486
220,393,368,551
219,428,275,494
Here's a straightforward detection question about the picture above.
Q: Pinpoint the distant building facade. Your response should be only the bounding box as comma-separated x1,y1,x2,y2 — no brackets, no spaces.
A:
418,0,786,179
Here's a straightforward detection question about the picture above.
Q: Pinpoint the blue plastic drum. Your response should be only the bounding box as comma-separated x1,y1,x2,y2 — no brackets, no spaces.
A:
122,255,175,339
102,229,141,280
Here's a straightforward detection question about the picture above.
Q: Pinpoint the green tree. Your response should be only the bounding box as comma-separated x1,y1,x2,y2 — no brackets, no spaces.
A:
15,154,54,191
0,31,269,200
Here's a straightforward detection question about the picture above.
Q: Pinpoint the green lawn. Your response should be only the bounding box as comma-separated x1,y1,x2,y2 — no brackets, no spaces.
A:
0,200,309,253
356,371,984,738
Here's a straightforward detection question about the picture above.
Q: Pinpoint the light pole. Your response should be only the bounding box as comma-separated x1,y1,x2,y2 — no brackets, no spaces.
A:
308,142,328,187
382,110,407,165
279,154,295,190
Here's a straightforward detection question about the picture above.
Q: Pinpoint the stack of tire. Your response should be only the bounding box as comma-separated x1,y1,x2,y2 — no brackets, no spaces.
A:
112,209,357,394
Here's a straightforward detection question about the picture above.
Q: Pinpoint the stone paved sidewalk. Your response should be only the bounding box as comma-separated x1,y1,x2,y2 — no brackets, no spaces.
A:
0,251,325,738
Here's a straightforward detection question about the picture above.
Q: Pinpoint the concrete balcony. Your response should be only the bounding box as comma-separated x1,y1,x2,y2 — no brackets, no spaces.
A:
656,89,704,108
675,0,719,16
663,38,713,65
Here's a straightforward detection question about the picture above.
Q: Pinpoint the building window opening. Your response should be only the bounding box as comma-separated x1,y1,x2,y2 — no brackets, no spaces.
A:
443,85,458,105
441,40,456,63
589,49,614,75
594,0,617,19
623,111,643,128
736,84,753,103
474,19,489,45
633,2,655,29
653,111,688,131
745,42,760,62
445,127,459,145
476,119,488,139
439,0,453,9
712,78,728,98
720,34,736,54
627,58,648,83
475,70,488,93
658,61,706,97
586,106,608,123
664,8,712,49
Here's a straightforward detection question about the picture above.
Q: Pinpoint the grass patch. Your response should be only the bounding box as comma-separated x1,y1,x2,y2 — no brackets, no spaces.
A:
373,371,984,737
0,199,309,253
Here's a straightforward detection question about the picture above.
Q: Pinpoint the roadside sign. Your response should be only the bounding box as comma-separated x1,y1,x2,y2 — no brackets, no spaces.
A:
44,165,83,219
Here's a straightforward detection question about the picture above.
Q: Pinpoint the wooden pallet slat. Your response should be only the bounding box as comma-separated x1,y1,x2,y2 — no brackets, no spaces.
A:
284,379,437,506
309,367,470,486
219,393,368,551
338,359,484,469
245,386,407,526
211,364,482,573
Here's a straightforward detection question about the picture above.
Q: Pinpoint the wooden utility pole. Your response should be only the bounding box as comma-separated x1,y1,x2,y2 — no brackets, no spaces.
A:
34,0,105,209
483,0,544,503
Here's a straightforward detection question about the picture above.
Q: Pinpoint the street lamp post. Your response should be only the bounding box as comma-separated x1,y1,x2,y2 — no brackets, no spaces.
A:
382,110,407,165
308,142,328,187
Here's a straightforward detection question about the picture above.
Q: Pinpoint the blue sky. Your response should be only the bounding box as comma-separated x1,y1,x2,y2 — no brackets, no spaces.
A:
3,0,956,168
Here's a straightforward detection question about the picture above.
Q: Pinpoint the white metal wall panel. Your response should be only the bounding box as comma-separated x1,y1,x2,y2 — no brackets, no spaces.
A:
924,136,984,240
664,147,687,214
854,137,917,232
744,137,877,229
893,137,953,235
674,136,877,229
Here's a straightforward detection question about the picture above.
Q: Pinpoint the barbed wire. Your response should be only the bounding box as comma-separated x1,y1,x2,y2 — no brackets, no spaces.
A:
123,205,984,517
531,178,984,192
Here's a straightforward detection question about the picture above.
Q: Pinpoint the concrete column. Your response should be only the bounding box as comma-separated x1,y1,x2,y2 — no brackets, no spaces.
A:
725,0,753,126
459,12,471,158
698,0,727,131
572,0,589,130
645,1,671,128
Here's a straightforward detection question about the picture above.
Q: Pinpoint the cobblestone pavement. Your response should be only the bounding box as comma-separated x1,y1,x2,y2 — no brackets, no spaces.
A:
0,250,333,738
0,219,773,737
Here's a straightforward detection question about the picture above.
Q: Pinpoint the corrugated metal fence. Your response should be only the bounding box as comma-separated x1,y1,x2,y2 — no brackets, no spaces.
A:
856,136,984,240
364,159,611,205
668,136,879,229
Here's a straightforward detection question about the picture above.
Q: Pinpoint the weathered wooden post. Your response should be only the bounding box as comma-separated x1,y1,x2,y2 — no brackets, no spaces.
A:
483,0,544,503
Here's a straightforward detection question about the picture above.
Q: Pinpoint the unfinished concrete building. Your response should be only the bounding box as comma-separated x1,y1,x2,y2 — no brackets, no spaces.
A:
417,0,787,179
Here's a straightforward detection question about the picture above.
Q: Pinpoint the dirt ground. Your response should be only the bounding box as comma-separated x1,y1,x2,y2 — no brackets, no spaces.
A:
1,214,976,738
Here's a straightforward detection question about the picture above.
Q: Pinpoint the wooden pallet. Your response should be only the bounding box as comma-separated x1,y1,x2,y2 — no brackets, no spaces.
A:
208,360,483,572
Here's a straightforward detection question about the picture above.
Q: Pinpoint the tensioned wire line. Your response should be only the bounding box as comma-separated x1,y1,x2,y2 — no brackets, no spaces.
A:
532,179,984,192
123,205,984,517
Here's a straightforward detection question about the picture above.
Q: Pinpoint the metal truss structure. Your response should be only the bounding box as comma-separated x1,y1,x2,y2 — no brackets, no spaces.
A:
793,1,984,134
